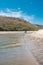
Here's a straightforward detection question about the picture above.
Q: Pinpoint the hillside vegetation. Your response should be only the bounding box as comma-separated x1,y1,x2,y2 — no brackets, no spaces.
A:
0,16,39,31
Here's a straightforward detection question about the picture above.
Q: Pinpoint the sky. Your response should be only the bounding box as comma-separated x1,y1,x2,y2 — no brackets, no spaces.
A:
0,0,43,24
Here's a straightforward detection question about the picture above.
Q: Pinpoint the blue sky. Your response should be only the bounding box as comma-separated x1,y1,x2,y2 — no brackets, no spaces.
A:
0,0,43,24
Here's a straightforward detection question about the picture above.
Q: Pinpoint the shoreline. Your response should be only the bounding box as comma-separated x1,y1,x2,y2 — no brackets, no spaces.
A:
0,31,35,34
0,31,25,34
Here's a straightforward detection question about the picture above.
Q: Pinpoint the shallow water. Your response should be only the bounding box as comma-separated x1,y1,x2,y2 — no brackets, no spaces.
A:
0,33,26,65
0,33,40,65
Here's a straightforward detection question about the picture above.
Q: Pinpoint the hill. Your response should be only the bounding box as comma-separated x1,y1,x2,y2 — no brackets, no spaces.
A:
35,24,43,29
0,16,39,31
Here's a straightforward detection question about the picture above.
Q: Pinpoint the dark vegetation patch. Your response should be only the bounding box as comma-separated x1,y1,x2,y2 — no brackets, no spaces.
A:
0,16,39,31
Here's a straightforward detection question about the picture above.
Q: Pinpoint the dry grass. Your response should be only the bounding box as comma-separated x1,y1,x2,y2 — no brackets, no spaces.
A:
0,16,38,31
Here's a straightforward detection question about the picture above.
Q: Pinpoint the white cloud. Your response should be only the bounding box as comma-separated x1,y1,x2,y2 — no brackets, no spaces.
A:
0,9,22,17
1,9,43,24
0,8,35,23
22,15,35,22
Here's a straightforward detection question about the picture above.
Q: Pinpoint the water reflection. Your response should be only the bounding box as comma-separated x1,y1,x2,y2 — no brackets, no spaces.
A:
0,33,40,65
0,33,28,65
0,34,21,50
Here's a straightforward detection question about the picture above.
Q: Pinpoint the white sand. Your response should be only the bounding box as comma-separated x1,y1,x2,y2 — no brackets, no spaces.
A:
31,29,43,38
0,31,24,34
0,30,43,38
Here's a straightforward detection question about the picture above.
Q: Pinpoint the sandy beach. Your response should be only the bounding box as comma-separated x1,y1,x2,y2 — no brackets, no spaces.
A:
0,31,25,34
0,30,43,65
25,30,43,65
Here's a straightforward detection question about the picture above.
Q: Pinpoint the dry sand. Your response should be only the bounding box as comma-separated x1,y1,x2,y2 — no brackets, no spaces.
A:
31,29,43,38
0,31,24,34
25,29,43,65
